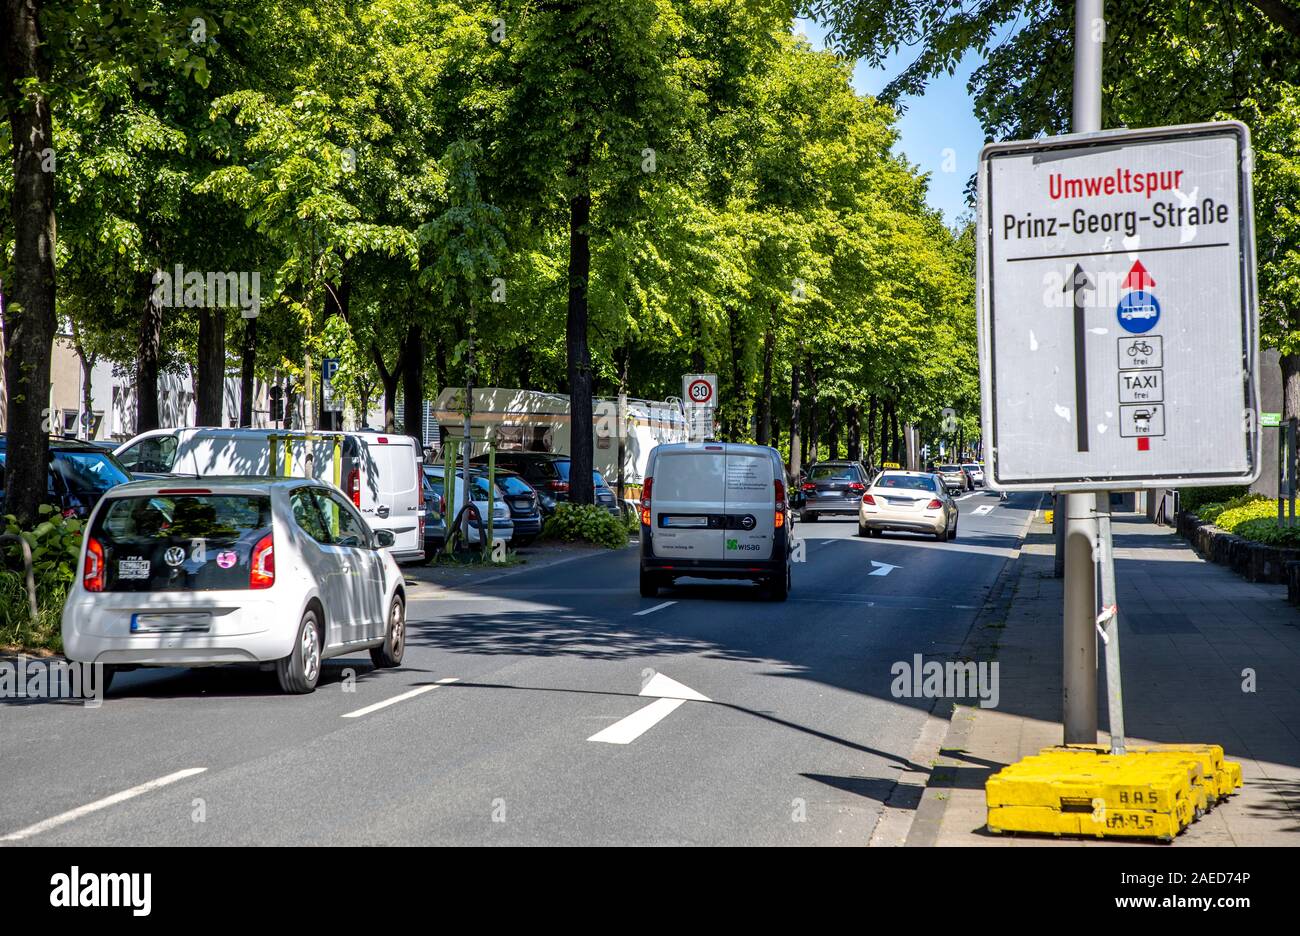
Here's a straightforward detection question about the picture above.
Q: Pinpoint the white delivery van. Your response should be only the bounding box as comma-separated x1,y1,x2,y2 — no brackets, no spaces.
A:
639,442,793,600
114,428,425,563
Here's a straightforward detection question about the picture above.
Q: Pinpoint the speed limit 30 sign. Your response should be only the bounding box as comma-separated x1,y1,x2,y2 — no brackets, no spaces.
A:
683,374,717,408
976,121,1260,491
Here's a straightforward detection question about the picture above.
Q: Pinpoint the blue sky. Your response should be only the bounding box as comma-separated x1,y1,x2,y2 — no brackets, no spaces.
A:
793,17,987,227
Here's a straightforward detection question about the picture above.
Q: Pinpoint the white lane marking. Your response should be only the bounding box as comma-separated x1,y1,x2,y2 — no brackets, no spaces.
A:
633,601,676,617
589,673,711,744
869,560,899,576
0,767,207,843
588,698,686,744
641,672,710,701
973,504,995,516
342,677,459,719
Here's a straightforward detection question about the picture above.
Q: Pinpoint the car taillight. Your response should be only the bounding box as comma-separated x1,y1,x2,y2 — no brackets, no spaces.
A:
926,499,943,510
548,480,570,493
848,482,865,493
348,467,361,507
84,536,105,592
250,533,275,589
801,482,816,492
862,493,876,505
774,478,785,529
640,477,653,525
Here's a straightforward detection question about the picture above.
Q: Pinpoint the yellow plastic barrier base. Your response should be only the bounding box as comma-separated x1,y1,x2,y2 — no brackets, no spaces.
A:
1044,509,1054,524
986,744,1242,842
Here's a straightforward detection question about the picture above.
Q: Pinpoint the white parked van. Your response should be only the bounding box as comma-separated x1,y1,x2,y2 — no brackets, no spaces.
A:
114,428,425,562
639,442,793,600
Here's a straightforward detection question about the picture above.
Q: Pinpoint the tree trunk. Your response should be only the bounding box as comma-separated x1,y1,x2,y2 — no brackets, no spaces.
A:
867,394,877,465
805,354,818,466
757,323,774,445
3,0,58,524
1284,354,1300,422
79,352,95,440
566,185,595,505
847,404,860,462
240,315,257,427
136,271,162,433
828,409,840,461
196,306,226,426
725,307,749,440
402,322,424,442
789,356,802,477
689,298,706,373
889,401,901,461
372,340,403,434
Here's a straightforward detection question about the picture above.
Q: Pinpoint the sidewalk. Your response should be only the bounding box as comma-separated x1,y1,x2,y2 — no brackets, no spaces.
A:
909,512,1300,846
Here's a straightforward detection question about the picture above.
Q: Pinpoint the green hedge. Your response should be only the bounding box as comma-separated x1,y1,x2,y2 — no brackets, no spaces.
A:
1195,492,1267,525
1179,485,1251,513
542,502,635,549
1,505,84,651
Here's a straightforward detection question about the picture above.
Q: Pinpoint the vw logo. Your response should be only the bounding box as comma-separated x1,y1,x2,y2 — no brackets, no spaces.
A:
164,546,187,567
739,515,756,531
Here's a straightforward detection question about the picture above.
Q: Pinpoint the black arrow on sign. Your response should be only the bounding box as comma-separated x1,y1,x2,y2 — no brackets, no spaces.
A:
1062,264,1093,452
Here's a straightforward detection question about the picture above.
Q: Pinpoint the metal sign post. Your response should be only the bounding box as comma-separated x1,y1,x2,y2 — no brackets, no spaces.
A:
976,0,1260,751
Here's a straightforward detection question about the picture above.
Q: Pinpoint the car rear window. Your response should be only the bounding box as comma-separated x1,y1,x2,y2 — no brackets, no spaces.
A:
51,451,132,493
809,464,857,480
90,494,273,591
495,475,533,496
938,465,960,472
876,474,938,492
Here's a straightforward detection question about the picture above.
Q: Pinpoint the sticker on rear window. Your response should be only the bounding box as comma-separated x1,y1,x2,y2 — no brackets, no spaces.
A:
216,550,237,569
118,558,151,579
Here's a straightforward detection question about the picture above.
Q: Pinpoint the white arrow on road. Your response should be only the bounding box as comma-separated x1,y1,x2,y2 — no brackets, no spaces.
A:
588,673,710,745
869,560,899,576
973,504,995,516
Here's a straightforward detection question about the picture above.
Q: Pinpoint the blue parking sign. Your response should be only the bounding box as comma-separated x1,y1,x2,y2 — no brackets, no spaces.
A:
1116,291,1161,334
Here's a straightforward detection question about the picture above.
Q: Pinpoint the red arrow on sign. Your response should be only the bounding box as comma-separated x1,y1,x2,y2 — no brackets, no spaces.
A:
1123,259,1155,291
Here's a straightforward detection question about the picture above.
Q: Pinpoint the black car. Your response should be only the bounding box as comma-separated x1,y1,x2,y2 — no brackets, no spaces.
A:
0,438,133,519
798,460,870,522
472,452,621,518
478,469,544,544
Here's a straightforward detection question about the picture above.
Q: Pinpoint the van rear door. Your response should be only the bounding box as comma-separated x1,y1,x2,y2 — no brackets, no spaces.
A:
723,449,775,561
358,436,421,557
650,447,726,561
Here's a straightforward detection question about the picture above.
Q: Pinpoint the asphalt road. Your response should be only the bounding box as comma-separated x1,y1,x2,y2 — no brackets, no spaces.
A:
0,489,1040,846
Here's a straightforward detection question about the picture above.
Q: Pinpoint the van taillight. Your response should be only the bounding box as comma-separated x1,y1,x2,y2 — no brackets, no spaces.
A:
250,533,275,589
84,537,105,592
774,479,785,529
348,467,361,507
640,477,653,525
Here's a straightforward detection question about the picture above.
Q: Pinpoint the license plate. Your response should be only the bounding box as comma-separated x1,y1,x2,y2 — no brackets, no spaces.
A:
886,497,917,507
131,612,212,633
511,498,532,509
118,558,151,580
663,515,708,528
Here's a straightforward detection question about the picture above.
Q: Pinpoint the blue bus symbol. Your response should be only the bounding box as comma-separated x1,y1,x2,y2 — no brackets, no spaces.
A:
1117,291,1161,334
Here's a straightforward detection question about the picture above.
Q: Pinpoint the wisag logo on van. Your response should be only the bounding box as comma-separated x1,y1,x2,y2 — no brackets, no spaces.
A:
726,539,760,551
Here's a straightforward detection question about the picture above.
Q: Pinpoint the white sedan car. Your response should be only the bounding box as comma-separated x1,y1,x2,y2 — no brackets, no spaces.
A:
857,471,959,541
62,477,407,694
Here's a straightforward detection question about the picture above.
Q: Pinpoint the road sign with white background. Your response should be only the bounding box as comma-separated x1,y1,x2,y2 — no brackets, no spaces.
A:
976,121,1260,490
682,373,717,441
